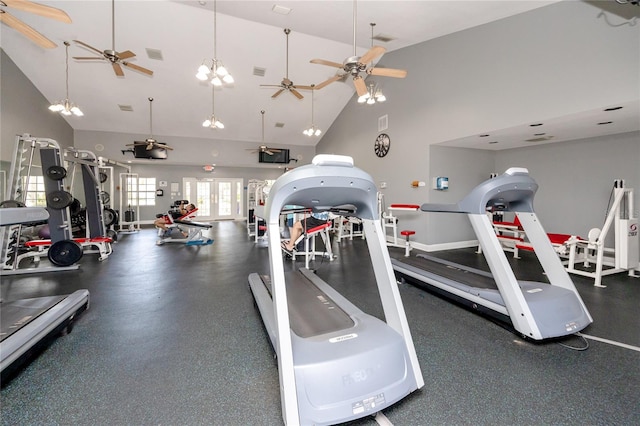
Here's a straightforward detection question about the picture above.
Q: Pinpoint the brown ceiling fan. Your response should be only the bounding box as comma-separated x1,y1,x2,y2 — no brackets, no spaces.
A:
72,0,152,77
310,0,407,97
247,111,282,155
0,0,71,49
260,28,314,100
126,98,173,151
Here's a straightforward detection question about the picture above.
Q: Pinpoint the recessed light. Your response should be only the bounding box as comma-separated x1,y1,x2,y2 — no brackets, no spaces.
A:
479,134,490,137
604,106,622,111
597,121,613,125
529,123,543,127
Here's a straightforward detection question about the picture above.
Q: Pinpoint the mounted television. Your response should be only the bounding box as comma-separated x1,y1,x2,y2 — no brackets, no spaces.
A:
134,144,168,159
259,149,290,164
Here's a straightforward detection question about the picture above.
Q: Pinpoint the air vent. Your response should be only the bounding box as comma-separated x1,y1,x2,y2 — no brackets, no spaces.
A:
253,67,266,77
272,4,292,15
373,34,395,43
274,122,285,128
146,48,163,61
118,104,133,112
525,136,554,142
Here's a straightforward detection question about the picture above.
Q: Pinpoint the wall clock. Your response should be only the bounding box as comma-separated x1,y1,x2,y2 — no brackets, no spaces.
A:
374,133,391,158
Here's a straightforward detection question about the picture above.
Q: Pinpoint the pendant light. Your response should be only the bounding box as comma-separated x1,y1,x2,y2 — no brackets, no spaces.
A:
195,0,234,86
303,85,321,136
49,41,83,116
202,86,224,129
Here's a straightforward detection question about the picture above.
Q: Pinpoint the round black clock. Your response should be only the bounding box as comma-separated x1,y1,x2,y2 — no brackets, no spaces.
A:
374,133,390,158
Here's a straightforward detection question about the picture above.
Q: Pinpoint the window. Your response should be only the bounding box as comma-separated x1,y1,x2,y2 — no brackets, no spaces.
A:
22,175,46,207
126,177,156,206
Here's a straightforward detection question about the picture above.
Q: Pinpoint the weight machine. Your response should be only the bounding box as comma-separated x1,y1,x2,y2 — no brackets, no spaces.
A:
1,135,82,275
118,172,141,233
564,180,639,287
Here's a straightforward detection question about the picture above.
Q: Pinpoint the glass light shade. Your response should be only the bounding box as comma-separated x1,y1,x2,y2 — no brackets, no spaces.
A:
49,99,82,116
70,106,84,116
202,119,212,127
222,74,234,84
314,128,322,136
215,65,228,76
376,94,386,102
357,94,369,103
198,64,210,74
49,104,64,112
211,76,222,86
366,97,375,105
214,120,224,129
196,72,209,81
203,114,224,129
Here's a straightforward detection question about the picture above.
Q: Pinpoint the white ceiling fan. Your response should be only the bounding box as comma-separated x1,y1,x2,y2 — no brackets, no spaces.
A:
72,0,152,77
310,0,407,96
260,28,314,100
0,0,71,49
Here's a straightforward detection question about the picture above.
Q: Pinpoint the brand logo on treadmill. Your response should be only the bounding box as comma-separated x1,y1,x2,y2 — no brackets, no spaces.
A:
630,223,637,237
329,333,358,343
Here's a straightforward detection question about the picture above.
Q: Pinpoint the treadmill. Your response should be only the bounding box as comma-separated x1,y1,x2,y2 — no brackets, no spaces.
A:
392,168,593,340
248,155,423,426
0,207,89,382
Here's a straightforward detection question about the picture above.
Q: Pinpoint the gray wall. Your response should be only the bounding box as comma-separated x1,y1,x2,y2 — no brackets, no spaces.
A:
1,49,74,160
316,0,639,248
496,131,640,245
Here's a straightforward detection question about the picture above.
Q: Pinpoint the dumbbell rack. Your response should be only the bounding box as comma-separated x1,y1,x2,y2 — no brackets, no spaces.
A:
1,134,79,275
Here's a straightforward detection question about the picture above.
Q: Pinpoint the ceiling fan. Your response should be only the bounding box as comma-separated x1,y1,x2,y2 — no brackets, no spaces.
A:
247,111,282,155
126,98,173,151
0,0,71,49
72,0,152,77
310,0,407,97
260,28,314,100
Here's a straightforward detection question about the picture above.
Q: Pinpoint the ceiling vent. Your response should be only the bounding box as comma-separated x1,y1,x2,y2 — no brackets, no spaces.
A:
146,48,164,61
118,104,134,112
274,122,285,128
525,135,554,142
253,66,266,77
373,34,396,43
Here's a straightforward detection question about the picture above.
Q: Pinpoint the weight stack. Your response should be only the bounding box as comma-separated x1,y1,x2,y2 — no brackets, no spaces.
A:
125,209,135,223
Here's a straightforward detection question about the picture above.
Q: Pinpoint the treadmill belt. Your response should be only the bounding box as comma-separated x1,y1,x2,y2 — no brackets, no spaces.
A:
260,273,355,338
0,295,67,342
397,254,498,290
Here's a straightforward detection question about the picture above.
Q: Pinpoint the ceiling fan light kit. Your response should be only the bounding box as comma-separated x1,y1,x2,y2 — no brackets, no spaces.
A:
49,41,83,117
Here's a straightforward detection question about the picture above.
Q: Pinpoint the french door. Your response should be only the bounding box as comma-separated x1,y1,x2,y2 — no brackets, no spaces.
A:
183,178,243,221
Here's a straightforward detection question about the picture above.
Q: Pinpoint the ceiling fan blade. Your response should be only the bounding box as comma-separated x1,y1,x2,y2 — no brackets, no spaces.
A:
0,12,56,48
112,62,124,76
368,67,408,78
4,0,72,23
269,148,282,152
265,151,274,155
310,59,343,69
260,85,283,88
272,89,285,99
359,45,386,65
118,50,136,60
146,144,153,150
159,145,174,151
353,76,368,97
314,75,342,90
122,61,153,76
290,89,304,100
73,39,104,55
293,85,314,91
73,56,104,60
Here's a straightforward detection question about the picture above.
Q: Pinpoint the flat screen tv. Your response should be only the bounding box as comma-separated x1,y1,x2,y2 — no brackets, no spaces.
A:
259,149,290,164
134,144,168,159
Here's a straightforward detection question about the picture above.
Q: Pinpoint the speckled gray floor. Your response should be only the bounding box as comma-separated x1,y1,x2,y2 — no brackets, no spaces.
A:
1,221,639,425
